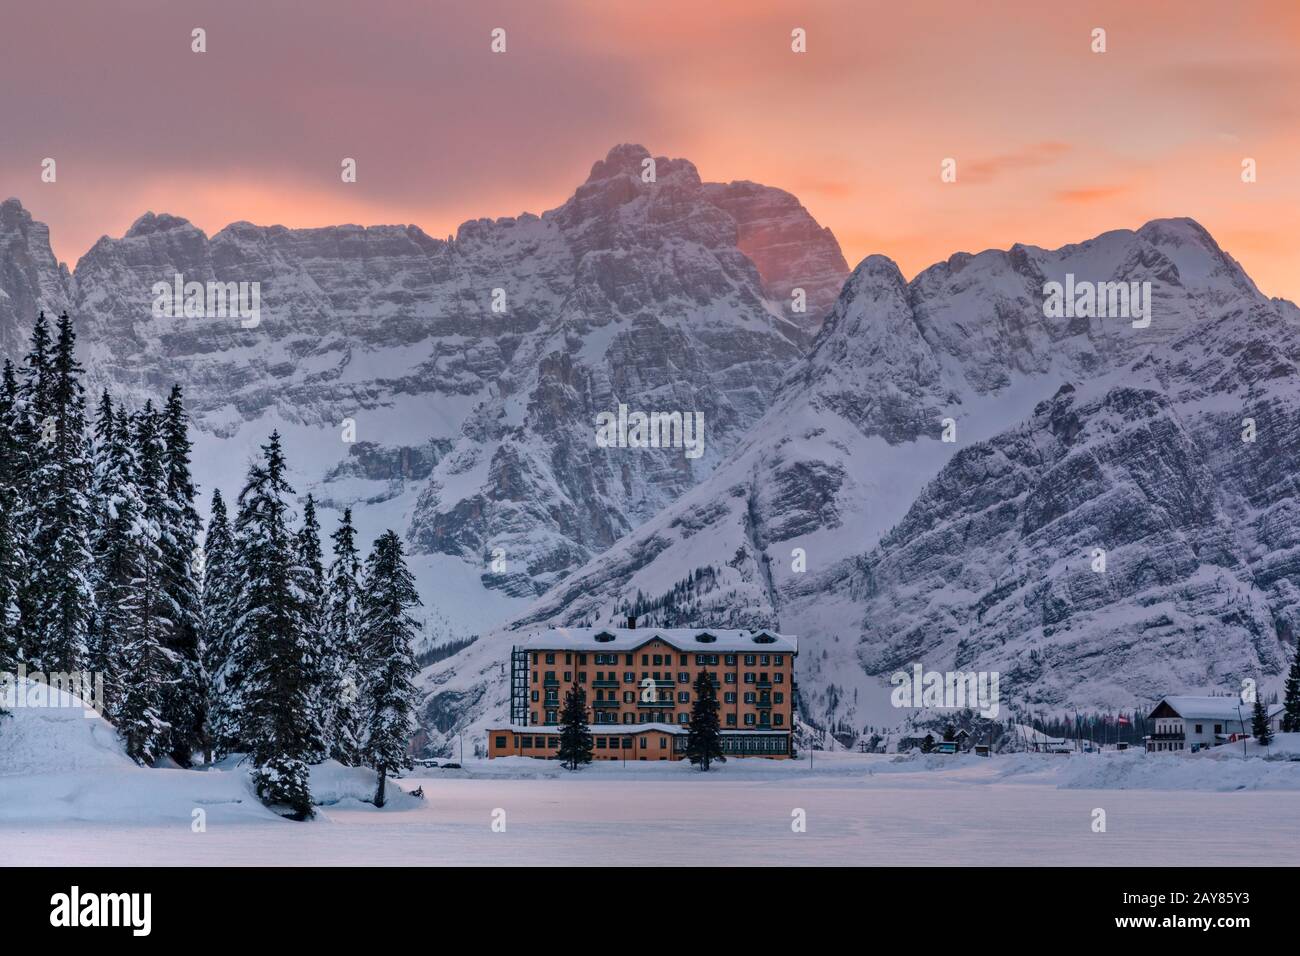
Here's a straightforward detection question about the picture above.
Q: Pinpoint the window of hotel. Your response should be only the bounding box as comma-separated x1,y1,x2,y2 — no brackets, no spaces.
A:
774,693,784,704
521,737,532,747
545,653,555,664
531,711,538,723
679,654,688,665
642,655,649,665
578,672,587,682
745,714,756,726
595,632,615,644
495,736,506,748
775,673,784,684
744,655,756,666
622,738,632,749
579,654,587,664
774,715,784,727
744,673,755,683
623,713,632,724
774,655,784,665
531,653,538,664
531,690,539,702
760,655,770,665
678,713,688,724
1215,724,1223,734
596,738,606,749
726,714,737,726
624,671,634,683
678,672,689,683
564,671,571,682
640,738,647,748
546,711,557,723
725,673,736,684
725,692,736,703
744,692,755,704
660,738,668,749
549,737,558,747
1195,724,1202,733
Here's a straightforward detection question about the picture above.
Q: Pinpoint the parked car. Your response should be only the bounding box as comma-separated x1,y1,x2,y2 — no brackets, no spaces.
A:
441,762,462,770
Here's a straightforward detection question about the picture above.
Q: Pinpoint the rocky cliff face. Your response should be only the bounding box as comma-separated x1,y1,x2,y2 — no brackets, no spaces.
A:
0,145,849,631
417,217,1300,751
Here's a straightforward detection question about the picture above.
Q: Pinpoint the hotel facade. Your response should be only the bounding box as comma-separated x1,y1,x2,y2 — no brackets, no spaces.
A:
487,622,798,760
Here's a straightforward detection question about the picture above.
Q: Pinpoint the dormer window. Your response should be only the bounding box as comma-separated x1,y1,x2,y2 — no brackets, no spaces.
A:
594,632,615,643
752,633,776,644
694,633,717,644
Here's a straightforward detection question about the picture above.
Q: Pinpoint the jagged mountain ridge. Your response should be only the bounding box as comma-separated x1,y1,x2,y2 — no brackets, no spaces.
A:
0,146,849,633
417,217,1300,750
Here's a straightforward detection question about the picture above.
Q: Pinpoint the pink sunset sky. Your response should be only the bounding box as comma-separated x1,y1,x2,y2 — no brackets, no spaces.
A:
2,0,1298,298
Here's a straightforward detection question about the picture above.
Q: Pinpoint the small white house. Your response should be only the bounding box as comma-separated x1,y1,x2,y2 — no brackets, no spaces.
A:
1146,696,1283,752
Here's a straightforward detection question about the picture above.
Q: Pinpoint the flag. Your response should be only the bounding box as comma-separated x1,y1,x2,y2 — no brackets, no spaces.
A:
1117,716,1130,725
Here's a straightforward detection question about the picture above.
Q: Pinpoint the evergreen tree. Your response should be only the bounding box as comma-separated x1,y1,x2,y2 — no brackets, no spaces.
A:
686,670,724,770
24,313,94,674
557,682,594,770
87,395,143,722
1252,692,1272,746
1282,639,1300,733
323,506,364,764
201,488,239,761
295,493,329,761
0,362,25,668
231,432,316,818
358,531,421,807
116,402,174,764
159,384,205,765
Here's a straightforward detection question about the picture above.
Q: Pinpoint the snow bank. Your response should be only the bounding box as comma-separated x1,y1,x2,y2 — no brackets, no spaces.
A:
0,679,133,776
0,679,420,826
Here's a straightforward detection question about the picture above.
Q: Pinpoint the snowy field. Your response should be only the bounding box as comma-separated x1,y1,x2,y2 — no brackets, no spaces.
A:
5,686,1300,866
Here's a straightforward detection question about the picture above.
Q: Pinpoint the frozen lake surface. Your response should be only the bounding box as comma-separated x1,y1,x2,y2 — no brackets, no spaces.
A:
6,754,1300,866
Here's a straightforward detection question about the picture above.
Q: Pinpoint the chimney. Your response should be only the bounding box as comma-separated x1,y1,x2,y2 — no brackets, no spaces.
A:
627,615,636,630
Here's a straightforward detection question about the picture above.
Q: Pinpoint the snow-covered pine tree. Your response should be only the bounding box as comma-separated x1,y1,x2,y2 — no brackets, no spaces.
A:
10,317,53,662
87,393,144,722
1283,637,1300,733
686,670,725,770
557,683,593,770
295,493,328,761
201,488,239,761
25,313,95,674
0,362,26,668
116,401,175,764
232,432,316,819
358,530,421,807
324,506,364,764
159,384,205,766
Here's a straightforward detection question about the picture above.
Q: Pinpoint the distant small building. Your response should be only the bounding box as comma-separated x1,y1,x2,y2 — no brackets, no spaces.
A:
1145,696,1283,753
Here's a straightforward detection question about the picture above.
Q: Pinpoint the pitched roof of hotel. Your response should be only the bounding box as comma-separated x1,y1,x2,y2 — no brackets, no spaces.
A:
1154,696,1283,721
513,626,797,654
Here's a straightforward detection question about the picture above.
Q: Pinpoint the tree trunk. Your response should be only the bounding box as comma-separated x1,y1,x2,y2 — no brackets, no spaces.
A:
375,767,387,808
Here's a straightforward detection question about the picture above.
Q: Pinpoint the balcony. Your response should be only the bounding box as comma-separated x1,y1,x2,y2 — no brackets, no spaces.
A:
592,699,621,710
754,698,773,709
592,680,619,688
756,680,772,689
543,679,560,688
1147,732,1185,741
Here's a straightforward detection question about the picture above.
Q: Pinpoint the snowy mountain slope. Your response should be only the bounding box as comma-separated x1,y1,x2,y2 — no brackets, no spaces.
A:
417,218,1300,750
0,145,848,639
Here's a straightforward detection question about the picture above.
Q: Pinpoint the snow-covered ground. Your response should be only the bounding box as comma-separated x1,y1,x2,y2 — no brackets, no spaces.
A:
5,683,1299,866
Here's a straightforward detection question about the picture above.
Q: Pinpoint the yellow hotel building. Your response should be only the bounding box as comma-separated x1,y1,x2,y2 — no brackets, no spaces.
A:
487,621,798,760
